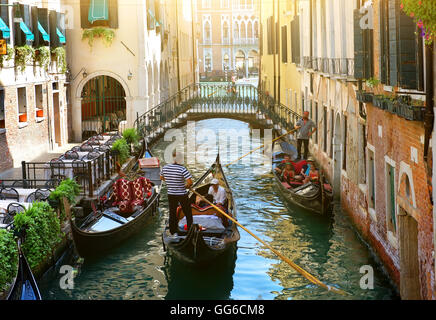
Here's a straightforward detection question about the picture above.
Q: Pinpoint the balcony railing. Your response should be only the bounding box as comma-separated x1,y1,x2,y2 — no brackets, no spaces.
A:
233,38,259,45
301,56,355,78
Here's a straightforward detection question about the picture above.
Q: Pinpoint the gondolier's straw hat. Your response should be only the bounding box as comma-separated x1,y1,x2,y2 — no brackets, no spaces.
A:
211,178,219,185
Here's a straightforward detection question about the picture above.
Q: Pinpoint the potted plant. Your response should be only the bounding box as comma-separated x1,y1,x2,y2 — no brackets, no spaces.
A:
122,128,140,152
19,113,27,122
385,94,398,114
397,97,426,121
36,109,43,118
111,138,130,164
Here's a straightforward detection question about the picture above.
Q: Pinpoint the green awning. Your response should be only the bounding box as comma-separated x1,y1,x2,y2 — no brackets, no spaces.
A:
20,21,34,41
37,22,50,41
0,17,10,39
148,9,161,27
88,0,109,24
56,28,65,44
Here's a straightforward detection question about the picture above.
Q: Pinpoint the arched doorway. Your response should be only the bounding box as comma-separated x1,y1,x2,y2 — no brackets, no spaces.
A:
248,49,259,76
235,50,246,78
332,113,342,198
81,75,126,140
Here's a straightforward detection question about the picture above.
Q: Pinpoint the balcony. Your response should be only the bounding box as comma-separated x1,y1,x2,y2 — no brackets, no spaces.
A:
233,38,259,46
302,56,355,78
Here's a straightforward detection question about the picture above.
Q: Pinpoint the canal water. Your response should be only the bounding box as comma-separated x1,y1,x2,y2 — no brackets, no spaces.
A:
39,118,398,300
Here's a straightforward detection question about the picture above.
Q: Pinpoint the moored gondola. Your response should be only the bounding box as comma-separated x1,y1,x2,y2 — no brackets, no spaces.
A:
162,155,240,265
7,240,42,301
70,146,162,257
272,139,333,215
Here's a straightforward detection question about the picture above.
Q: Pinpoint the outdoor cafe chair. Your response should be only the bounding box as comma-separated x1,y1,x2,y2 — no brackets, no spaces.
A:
0,187,19,201
7,203,26,216
95,134,105,141
25,191,47,203
72,160,87,176
85,151,101,161
80,143,94,152
65,150,80,160
96,145,111,153
88,139,101,146
36,188,51,201
71,146,81,152
50,159,66,182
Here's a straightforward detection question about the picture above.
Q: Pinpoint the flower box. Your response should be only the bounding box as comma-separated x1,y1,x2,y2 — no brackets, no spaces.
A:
36,109,43,117
356,91,373,103
385,99,398,114
19,113,27,122
373,95,387,110
397,102,426,121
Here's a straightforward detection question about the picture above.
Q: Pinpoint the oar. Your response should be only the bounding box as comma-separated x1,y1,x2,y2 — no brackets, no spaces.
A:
225,128,298,168
190,189,348,296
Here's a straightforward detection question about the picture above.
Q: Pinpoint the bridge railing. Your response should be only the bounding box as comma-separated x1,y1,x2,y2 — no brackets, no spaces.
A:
134,83,302,140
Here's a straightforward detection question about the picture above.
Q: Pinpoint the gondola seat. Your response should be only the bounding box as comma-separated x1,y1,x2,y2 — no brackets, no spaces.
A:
176,204,231,227
112,177,153,215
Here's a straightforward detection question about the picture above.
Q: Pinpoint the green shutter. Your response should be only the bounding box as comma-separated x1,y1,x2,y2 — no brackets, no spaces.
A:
81,0,92,28
291,16,300,64
389,165,396,232
388,0,398,86
354,9,365,79
147,0,155,30
108,0,118,29
281,25,287,63
88,0,109,24
397,8,419,89
379,0,389,84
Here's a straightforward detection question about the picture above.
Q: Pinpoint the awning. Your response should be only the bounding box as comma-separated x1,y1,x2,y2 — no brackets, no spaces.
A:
0,17,10,39
20,21,34,41
56,28,66,44
88,0,109,24
148,9,161,27
37,22,50,41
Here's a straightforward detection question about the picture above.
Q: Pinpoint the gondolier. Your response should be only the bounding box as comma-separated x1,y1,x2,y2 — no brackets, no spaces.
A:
160,151,193,239
295,111,317,160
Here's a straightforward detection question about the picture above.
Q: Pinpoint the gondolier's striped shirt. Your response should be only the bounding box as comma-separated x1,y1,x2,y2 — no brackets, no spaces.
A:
160,164,193,196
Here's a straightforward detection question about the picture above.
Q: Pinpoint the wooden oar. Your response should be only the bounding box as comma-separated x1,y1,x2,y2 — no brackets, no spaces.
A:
190,189,348,296
225,128,298,168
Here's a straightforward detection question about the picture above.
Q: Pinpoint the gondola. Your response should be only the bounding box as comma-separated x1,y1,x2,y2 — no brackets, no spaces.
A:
272,139,333,215
70,143,162,257
7,240,42,300
162,155,240,265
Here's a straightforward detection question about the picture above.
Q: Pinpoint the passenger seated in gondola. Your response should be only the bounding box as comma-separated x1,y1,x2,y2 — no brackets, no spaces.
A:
302,158,319,184
274,154,292,174
281,163,296,184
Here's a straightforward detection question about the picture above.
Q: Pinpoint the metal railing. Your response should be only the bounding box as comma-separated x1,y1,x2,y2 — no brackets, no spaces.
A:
134,83,302,144
21,149,119,198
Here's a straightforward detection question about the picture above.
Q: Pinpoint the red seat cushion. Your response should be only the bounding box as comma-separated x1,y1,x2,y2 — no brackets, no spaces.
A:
282,182,291,189
139,157,160,168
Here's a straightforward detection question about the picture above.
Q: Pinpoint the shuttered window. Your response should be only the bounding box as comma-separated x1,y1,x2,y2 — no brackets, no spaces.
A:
147,0,155,30
31,7,50,47
14,4,33,46
0,0,10,42
380,0,423,89
49,11,66,48
281,25,287,63
267,16,273,55
80,0,118,29
290,16,300,65
353,8,373,79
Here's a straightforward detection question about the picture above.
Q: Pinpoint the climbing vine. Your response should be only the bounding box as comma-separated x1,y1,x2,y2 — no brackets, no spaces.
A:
51,47,67,74
14,45,35,71
0,46,14,68
82,27,115,48
0,229,18,294
401,0,435,44
35,46,51,71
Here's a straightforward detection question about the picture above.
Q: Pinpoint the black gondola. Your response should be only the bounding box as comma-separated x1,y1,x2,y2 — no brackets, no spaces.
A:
70,146,162,257
7,240,42,301
162,155,240,265
272,139,333,215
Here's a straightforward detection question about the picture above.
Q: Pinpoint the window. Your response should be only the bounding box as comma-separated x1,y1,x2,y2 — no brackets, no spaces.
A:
358,123,367,184
35,85,43,119
330,109,334,158
323,106,327,153
202,0,211,9
204,21,211,42
223,53,230,70
0,88,4,129
314,102,318,143
386,162,397,234
353,7,373,79
221,0,229,8
368,148,375,209
204,50,212,72
17,87,27,123
343,115,347,171
222,21,229,42
80,0,118,29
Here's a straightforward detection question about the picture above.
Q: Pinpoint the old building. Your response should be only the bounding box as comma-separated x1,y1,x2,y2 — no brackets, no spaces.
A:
0,0,68,172
197,0,259,81
259,0,435,299
64,0,197,142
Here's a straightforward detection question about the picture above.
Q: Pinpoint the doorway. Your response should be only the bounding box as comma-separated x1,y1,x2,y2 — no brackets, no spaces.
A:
332,114,342,198
53,92,61,147
398,208,422,299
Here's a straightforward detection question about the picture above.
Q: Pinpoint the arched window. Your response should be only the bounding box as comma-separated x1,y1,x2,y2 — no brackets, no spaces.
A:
204,21,211,42
223,21,229,42
205,53,212,71
223,53,230,69
241,21,246,40
254,21,259,38
233,21,239,39
247,21,253,39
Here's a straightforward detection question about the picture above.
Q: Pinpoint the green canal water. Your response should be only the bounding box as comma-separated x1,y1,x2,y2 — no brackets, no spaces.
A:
39,119,399,300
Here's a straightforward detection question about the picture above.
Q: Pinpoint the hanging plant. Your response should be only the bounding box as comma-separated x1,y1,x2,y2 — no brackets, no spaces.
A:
0,45,14,68
14,45,35,71
82,27,115,49
35,46,51,71
401,0,435,45
51,47,67,74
